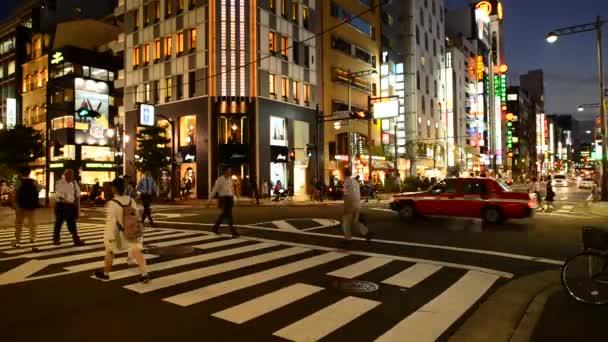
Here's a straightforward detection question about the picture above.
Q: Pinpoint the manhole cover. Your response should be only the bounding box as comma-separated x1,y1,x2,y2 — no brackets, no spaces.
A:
145,246,195,256
333,279,379,293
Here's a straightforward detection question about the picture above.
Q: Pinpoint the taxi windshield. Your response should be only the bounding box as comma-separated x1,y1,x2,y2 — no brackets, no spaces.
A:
496,179,511,192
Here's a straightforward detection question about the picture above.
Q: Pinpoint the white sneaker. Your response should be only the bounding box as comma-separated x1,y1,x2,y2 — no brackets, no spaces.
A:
126,256,137,266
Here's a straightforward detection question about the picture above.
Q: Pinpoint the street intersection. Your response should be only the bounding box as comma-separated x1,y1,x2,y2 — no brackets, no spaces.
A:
0,184,603,341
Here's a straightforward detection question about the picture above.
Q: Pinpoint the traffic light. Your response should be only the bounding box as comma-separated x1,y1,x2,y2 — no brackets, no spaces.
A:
349,111,372,120
289,148,296,161
53,141,64,157
77,108,101,118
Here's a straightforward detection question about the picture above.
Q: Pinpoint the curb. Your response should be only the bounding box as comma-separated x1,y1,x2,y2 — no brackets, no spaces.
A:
449,269,560,342
509,284,561,342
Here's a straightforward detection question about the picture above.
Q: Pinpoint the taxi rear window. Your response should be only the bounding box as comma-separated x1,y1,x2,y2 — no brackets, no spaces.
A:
495,179,511,192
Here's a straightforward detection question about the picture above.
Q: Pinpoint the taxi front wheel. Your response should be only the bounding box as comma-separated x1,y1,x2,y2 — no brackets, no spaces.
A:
482,207,502,224
398,203,415,221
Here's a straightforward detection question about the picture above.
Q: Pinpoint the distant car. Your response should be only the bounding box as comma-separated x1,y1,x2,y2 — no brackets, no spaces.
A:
579,178,595,189
390,177,534,224
552,175,569,187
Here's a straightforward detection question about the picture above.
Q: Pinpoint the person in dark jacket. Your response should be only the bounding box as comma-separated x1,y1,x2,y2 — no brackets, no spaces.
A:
545,181,555,212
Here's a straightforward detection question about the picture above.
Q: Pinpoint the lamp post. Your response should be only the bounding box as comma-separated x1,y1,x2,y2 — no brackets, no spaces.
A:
548,16,608,200
347,68,377,178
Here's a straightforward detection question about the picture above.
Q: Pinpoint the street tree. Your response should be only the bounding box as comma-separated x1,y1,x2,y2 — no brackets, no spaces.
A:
134,125,171,178
0,125,45,178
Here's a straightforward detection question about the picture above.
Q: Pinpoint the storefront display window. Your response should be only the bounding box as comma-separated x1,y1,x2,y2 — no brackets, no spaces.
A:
179,164,197,199
270,116,287,146
219,115,248,144
81,146,113,161
180,115,196,146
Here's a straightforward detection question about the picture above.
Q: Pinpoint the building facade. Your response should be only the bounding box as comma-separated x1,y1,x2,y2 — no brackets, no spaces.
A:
321,0,381,183
116,0,320,199
520,69,545,175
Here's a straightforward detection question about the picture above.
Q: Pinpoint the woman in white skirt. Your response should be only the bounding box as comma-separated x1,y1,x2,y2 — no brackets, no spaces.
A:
95,178,150,283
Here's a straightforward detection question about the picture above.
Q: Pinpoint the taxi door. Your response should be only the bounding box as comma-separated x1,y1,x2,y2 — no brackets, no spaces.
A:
460,179,488,217
433,179,462,216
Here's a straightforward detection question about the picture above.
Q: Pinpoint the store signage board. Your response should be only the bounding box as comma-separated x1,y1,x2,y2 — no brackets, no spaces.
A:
85,163,114,169
373,99,399,119
139,104,155,126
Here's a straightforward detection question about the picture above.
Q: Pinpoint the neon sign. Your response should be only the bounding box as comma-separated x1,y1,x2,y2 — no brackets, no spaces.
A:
51,51,64,64
476,56,484,80
475,1,492,16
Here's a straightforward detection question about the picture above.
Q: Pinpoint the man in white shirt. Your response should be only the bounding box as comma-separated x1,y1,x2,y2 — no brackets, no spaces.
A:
342,169,371,246
209,166,238,238
53,169,85,246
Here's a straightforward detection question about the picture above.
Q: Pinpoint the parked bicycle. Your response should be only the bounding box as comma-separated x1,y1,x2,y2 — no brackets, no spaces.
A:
561,226,608,305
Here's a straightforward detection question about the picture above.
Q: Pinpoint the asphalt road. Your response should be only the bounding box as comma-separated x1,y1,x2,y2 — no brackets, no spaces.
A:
0,183,601,341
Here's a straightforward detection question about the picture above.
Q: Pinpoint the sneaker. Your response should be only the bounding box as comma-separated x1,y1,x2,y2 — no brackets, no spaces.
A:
10,241,20,248
139,274,150,283
126,257,137,266
94,271,110,281
365,232,373,243
52,240,61,246
212,226,221,235
73,239,85,246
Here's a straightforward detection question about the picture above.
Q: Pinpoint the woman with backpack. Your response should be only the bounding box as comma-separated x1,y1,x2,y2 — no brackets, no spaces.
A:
95,178,150,283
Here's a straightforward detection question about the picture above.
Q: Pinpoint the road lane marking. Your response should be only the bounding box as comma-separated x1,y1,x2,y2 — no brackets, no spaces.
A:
0,260,47,284
152,220,560,268
272,220,300,231
146,234,217,248
107,242,277,281
327,257,392,279
587,193,593,201
65,254,158,273
0,228,106,248
163,252,347,306
127,246,309,294
375,271,499,342
212,283,324,324
382,264,442,288
273,296,380,341
0,223,101,239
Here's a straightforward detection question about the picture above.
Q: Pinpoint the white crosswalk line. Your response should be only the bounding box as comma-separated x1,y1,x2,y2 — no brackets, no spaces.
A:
327,257,392,279
0,231,195,259
65,254,159,273
0,224,100,239
146,234,217,248
273,296,380,341
163,252,348,307
127,246,307,294
109,242,277,281
375,271,499,342
3,230,176,254
382,264,442,288
0,228,107,250
212,283,324,324
192,238,250,250
0,260,47,284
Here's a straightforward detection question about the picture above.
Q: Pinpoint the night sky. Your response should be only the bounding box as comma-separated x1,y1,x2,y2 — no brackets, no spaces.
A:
447,0,608,120
1,0,607,119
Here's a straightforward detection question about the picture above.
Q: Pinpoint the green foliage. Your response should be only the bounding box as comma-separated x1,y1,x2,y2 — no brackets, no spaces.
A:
0,125,45,172
134,125,171,178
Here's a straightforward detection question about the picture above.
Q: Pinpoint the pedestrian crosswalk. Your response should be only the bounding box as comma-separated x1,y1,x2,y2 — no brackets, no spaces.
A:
0,223,506,341
248,218,340,232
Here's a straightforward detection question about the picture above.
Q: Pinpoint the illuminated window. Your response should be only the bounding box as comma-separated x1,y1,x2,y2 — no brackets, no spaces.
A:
304,84,311,104
166,77,172,99
269,74,276,96
166,0,172,17
281,36,288,59
145,83,151,102
144,4,151,25
133,47,140,66
281,0,287,17
37,70,42,87
189,28,196,50
292,0,298,22
178,0,184,12
143,43,150,63
302,5,310,28
177,32,184,54
154,40,161,61
165,36,172,57
133,9,139,29
269,32,276,52
293,80,299,102
269,0,275,9
281,77,288,99
155,1,161,20
22,74,28,92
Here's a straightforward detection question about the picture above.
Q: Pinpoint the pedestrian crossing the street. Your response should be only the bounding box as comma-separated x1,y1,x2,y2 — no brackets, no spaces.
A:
0,223,506,341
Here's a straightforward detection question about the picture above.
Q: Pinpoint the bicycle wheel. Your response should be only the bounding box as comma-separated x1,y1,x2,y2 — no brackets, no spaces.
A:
562,251,608,305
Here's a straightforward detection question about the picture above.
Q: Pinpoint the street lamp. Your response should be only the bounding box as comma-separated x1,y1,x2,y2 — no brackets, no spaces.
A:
347,68,377,178
547,16,608,200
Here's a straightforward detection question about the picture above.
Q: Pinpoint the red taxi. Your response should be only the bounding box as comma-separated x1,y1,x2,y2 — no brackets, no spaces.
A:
390,177,534,223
